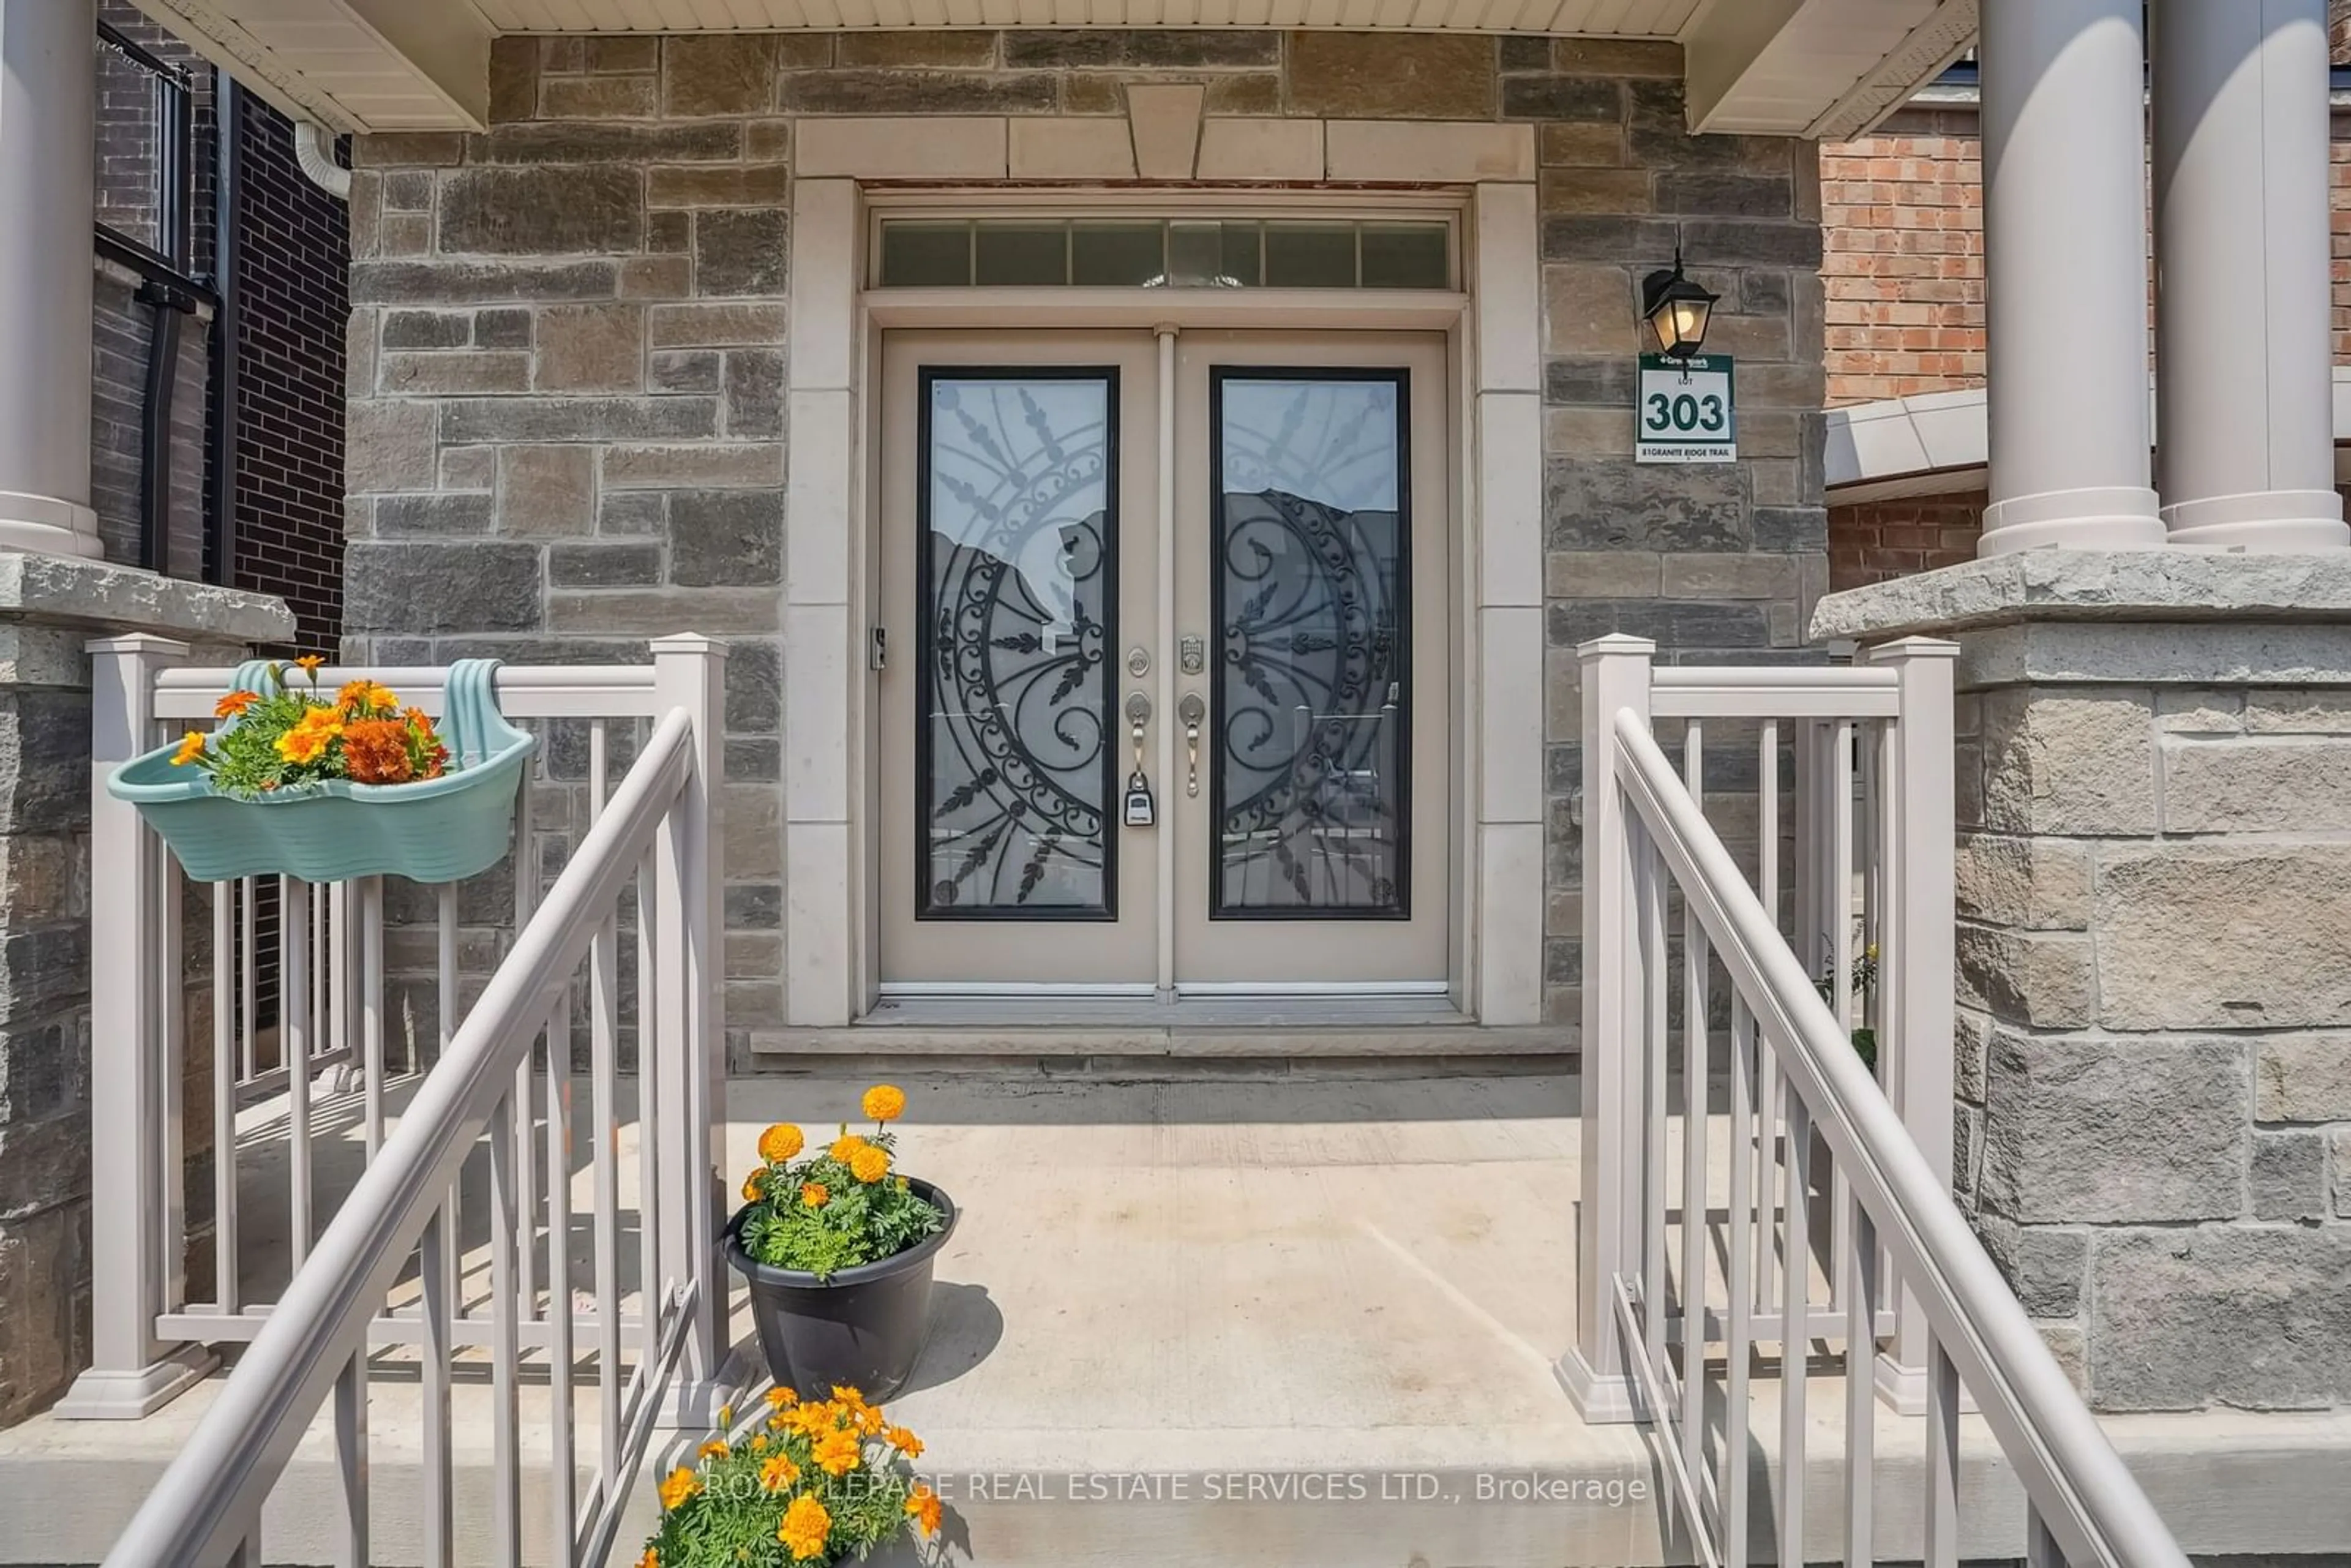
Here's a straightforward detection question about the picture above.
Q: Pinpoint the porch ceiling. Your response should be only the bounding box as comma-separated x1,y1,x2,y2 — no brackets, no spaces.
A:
129,0,1973,140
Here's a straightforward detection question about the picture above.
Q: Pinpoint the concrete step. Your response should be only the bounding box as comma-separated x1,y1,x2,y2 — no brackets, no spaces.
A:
4,1071,2347,1564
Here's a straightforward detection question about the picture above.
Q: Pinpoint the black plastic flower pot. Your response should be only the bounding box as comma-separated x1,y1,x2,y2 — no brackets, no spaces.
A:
722,1178,958,1403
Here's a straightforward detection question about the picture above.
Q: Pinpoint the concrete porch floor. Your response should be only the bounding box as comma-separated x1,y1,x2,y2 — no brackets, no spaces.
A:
1,1069,2347,1565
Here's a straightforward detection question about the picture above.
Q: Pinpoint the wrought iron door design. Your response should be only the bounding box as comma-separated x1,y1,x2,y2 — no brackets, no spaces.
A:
916,369,1119,918
1209,369,1410,918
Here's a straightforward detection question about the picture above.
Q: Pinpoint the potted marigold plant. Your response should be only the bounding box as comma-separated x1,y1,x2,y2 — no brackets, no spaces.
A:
107,656,533,885
725,1085,956,1401
641,1388,944,1568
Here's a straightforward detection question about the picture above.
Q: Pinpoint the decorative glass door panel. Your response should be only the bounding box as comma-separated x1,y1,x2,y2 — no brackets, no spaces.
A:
879,334,1159,990
1171,332,1450,990
878,328,1447,997
1210,370,1410,919
918,369,1118,919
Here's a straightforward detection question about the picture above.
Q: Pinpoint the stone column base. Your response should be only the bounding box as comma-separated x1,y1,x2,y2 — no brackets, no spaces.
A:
0,554,289,1428
1813,550,2351,1414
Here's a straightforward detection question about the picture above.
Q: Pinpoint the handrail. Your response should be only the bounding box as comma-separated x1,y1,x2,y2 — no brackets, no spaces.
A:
105,708,696,1568
1611,710,2188,1568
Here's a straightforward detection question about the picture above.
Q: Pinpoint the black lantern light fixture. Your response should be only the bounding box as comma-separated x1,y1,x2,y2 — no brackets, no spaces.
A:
1641,250,1719,362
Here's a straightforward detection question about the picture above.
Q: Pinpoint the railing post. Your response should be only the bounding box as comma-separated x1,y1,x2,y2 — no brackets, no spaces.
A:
1865,636,1959,1412
58,634,217,1417
650,633,730,1427
1559,633,1654,1423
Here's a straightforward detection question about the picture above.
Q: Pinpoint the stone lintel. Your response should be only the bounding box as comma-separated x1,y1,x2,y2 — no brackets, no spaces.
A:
1810,549,2351,645
0,552,293,647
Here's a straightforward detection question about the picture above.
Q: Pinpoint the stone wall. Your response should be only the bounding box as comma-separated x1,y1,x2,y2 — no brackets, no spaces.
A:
1818,554,2351,1413
344,29,1826,1033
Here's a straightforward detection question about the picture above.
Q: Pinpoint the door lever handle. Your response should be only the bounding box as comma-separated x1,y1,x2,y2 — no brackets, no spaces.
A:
1179,693,1205,797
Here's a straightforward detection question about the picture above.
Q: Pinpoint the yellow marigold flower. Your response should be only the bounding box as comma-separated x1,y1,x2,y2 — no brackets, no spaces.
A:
885,1425,924,1458
800,1181,828,1209
657,1466,699,1510
757,1123,804,1163
214,689,259,718
294,655,326,675
741,1171,765,1202
274,707,342,765
778,1494,831,1561
812,1427,861,1478
699,1439,729,1460
829,1133,869,1163
849,1144,890,1184
765,1386,799,1409
862,1084,907,1123
907,1484,942,1538
171,730,206,767
760,1452,801,1491
830,1385,866,1409
718,1403,733,1429
639,1548,658,1568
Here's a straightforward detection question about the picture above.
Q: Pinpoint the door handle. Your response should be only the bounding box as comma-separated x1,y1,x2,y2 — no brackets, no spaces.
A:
1123,692,1157,827
1179,692,1205,797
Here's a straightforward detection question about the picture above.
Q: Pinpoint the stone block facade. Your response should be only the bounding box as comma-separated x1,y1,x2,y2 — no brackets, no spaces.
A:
343,28,1829,1034
1820,554,2351,1413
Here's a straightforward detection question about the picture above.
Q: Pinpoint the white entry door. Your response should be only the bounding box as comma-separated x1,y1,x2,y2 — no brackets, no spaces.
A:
877,329,1450,997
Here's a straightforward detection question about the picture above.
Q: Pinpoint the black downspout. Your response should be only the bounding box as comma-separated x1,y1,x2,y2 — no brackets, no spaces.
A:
136,279,200,573
206,71,241,588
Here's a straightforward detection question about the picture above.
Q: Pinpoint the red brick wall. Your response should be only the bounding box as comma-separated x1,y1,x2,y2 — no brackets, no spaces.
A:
1820,108,1984,407
1827,490,1985,591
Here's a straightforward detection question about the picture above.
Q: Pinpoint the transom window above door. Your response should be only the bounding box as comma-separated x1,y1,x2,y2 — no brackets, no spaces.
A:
874,217,1455,291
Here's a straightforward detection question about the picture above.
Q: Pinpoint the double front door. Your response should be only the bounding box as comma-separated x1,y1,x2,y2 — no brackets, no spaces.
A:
877,329,1449,997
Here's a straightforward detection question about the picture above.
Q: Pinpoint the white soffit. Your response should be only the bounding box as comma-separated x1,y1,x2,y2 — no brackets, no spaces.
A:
127,0,492,133
1682,0,1976,138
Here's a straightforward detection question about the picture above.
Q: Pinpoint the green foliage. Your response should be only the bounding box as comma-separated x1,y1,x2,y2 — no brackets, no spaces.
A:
1815,935,1882,1076
644,1393,939,1568
202,682,326,798
739,1129,945,1281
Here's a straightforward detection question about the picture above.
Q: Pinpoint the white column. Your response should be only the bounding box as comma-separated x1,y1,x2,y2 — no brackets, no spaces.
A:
1977,0,2167,555
2153,0,2349,550
0,0,102,559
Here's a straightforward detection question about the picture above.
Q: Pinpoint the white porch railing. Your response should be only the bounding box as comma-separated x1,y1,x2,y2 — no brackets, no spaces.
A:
1569,634,2186,1567
77,636,733,1567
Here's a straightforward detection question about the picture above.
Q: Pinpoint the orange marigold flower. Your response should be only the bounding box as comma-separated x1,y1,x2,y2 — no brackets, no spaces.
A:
765,1386,799,1409
657,1466,699,1510
800,1182,828,1209
214,689,260,718
294,655,326,673
885,1425,924,1458
812,1427,861,1478
171,730,206,767
341,718,416,785
778,1494,831,1561
862,1084,907,1123
741,1171,765,1202
638,1549,658,1568
829,1133,869,1164
760,1453,801,1491
907,1484,943,1538
849,1145,890,1184
698,1439,729,1460
757,1123,804,1163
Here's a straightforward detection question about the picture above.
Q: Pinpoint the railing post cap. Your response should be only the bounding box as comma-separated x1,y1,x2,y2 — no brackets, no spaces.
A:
1577,633,1658,661
648,632,729,656
86,632,191,658
1863,636,1960,662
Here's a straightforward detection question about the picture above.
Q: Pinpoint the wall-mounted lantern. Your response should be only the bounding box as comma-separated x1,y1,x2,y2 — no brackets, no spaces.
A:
1641,250,1719,361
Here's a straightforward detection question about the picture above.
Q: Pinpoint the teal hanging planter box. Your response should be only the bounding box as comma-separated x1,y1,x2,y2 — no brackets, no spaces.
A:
108,659,535,885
